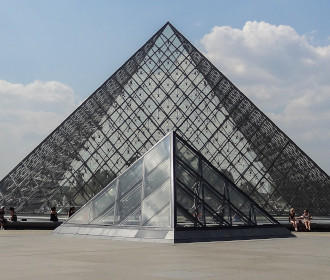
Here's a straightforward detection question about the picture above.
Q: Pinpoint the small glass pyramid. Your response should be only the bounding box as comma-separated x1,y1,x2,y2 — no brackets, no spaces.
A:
55,132,290,242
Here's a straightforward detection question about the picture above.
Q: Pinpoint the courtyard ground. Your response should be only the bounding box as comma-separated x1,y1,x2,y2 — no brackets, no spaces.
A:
0,230,329,280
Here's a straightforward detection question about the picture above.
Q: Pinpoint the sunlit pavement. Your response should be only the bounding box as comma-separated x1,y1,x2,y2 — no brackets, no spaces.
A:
0,230,329,280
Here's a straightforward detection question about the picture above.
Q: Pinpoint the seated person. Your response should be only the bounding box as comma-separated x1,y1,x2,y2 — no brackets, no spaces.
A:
68,207,75,218
0,206,6,230
9,207,17,222
300,209,312,231
50,207,58,222
289,208,298,231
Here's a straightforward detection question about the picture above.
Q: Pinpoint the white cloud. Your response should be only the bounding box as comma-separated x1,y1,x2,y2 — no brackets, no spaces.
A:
201,21,330,174
0,80,77,178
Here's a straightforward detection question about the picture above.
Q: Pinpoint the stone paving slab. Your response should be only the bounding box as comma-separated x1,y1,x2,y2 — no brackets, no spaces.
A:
0,230,330,280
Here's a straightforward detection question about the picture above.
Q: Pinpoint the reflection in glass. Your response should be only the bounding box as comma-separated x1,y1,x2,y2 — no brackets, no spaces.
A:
68,203,92,224
118,159,142,197
142,180,170,227
66,134,173,228
175,134,278,227
91,182,117,220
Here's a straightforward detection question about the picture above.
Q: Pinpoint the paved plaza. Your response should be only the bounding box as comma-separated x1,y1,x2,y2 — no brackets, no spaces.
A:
0,230,329,280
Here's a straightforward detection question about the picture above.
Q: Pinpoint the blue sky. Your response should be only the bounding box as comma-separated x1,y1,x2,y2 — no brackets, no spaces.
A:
1,0,330,177
1,0,330,99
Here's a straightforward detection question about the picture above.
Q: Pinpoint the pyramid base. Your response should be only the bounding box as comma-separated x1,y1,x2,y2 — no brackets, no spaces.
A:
54,224,292,243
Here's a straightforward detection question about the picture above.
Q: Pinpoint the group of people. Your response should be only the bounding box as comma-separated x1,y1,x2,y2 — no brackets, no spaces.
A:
289,208,312,231
49,206,76,222
50,206,75,222
0,206,76,229
0,206,17,230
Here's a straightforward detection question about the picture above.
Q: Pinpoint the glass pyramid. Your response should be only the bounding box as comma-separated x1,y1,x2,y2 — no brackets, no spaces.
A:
66,133,172,228
55,132,289,242
0,22,329,216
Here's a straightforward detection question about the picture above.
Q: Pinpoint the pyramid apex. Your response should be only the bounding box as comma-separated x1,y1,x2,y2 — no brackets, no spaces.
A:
162,21,174,29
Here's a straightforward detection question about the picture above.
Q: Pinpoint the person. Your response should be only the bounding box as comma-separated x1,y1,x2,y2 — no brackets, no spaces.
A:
68,207,75,218
0,206,6,230
9,207,17,222
289,208,298,231
50,207,58,222
300,209,312,231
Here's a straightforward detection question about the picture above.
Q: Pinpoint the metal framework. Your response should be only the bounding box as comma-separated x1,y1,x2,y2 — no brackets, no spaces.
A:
0,22,329,215
173,132,279,227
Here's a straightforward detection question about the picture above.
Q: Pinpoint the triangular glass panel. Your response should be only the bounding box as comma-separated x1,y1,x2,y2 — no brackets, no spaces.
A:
173,133,278,228
65,133,172,229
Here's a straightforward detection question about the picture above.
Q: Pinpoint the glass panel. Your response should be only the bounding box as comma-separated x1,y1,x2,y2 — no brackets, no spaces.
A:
93,207,115,225
202,160,226,196
120,207,141,226
227,184,252,220
203,207,223,226
222,205,232,225
144,135,170,175
174,135,279,228
176,139,200,174
118,159,142,197
176,163,200,195
176,184,203,226
254,207,275,225
142,179,171,227
90,181,117,221
144,205,170,227
176,184,195,215
203,184,225,215
67,203,92,224
144,159,171,198
231,209,246,226
176,206,195,227
116,184,142,224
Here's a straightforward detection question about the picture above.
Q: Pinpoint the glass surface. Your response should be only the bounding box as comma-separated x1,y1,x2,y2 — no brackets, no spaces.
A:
116,184,142,224
118,159,142,198
91,181,117,221
144,135,170,175
119,207,141,226
253,206,275,225
142,179,171,227
65,133,173,228
93,207,115,225
227,184,253,220
144,159,171,198
67,203,92,224
176,206,195,227
176,139,200,174
174,135,278,227
175,163,199,194
202,160,226,196
144,205,170,227
203,183,225,216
